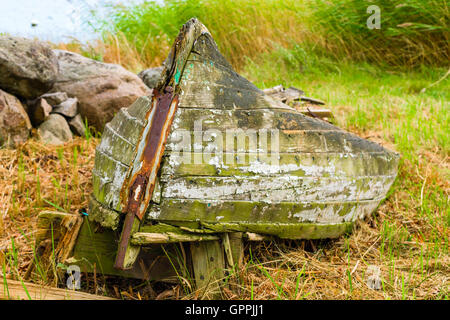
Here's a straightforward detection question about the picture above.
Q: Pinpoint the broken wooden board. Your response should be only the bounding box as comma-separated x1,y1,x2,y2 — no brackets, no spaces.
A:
70,217,179,281
263,85,329,121
0,279,115,300
35,211,179,281
131,223,220,245
263,86,305,104
263,84,325,105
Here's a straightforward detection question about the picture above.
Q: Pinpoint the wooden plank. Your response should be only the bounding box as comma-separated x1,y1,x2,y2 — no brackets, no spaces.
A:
97,123,136,166
221,232,243,296
165,128,389,154
168,106,338,132
152,198,382,226
263,85,284,95
160,151,400,178
267,87,304,104
190,240,225,299
160,174,397,203
300,96,326,105
131,230,219,245
0,279,115,300
228,232,244,269
221,233,234,267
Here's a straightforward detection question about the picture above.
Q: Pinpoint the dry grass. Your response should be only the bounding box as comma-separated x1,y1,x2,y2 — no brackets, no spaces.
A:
55,32,171,73
53,1,311,73
0,128,447,300
0,137,97,287
232,158,449,300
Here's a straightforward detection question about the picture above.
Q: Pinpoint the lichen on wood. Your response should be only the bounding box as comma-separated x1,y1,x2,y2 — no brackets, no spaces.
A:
88,17,399,247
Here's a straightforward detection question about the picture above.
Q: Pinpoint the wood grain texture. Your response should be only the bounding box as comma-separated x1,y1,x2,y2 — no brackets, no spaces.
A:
0,279,115,300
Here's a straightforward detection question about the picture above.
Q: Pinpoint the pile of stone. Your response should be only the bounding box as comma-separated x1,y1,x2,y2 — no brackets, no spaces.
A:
0,35,150,147
30,92,84,145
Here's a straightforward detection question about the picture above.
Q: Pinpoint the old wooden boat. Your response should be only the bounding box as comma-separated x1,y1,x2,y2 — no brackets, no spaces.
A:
35,19,399,293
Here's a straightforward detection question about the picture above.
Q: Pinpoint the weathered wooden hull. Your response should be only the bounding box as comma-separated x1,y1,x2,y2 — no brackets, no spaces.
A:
89,19,399,240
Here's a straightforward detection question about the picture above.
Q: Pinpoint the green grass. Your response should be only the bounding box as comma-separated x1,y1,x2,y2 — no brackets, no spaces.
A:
243,48,449,159
87,0,448,70
309,0,449,66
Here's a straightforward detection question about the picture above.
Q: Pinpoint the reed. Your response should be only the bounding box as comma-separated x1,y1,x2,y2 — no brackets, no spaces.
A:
57,0,449,71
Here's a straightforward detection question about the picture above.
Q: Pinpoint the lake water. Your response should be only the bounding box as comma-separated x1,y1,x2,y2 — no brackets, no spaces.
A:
0,0,145,42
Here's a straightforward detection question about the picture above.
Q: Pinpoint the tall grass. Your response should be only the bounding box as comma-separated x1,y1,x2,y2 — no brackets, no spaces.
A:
310,0,449,66
67,0,449,72
86,0,307,70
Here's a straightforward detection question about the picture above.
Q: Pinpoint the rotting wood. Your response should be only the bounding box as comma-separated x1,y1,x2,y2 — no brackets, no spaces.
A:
227,232,244,294
190,240,225,299
35,212,179,281
0,279,115,300
228,233,244,268
263,84,326,106
298,107,333,119
69,218,179,281
32,210,83,279
85,18,400,291
159,174,397,203
89,16,399,237
266,86,305,104
262,85,284,95
35,211,73,247
131,231,219,245
152,199,379,230
54,213,83,263
221,233,234,267
159,151,398,178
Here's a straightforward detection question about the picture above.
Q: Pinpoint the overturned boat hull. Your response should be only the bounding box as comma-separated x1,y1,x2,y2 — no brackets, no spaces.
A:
89,19,399,240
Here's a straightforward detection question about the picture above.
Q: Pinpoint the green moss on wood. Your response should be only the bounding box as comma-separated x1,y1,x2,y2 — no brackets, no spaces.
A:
88,195,120,230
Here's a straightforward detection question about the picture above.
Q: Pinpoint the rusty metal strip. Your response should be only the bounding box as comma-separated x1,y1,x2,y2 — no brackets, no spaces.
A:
113,19,210,270
114,86,179,270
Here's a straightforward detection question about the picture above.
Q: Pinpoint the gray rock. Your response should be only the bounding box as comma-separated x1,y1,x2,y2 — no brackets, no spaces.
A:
40,92,68,106
52,97,78,118
50,50,150,131
138,66,164,89
68,114,86,136
38,113,73,145
0,36,59,99
0,89,32,147
31,98,52,125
